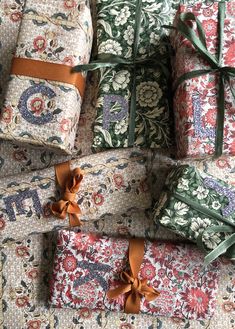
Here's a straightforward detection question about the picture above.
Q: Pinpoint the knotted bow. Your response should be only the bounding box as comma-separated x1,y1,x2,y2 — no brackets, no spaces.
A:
107,239,160,314
51,161,83,227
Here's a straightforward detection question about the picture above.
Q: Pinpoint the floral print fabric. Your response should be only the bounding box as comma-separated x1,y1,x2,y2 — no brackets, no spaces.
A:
154,164,235,259
93,0,174,149
171,2,235,158
0,149,151,244
0,0,93,154
49,230,219,320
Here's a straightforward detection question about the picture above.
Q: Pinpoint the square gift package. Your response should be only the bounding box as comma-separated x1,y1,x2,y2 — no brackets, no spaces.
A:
0,149,151,245
89,0,173,149
0,0,93,154
154,164,235,265
49,230,220,320
170,1,235,158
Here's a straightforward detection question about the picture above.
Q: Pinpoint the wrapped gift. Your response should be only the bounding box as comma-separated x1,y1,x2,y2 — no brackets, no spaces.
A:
0,0,93,154
77,0,173,149
154,165,235,265
171,1,235,158
0,149,151,244
49,230,219,320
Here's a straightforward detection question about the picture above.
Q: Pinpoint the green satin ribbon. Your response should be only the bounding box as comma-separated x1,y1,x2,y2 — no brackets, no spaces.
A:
172,191,235,266
73,0,169,147
171,1,235,157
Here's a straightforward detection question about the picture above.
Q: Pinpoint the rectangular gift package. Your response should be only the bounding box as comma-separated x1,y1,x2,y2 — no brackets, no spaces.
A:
171,1,235,158
154,165,235,264
0,0,93,154
0,149,151,245
92,0,173,149
49,230,219,320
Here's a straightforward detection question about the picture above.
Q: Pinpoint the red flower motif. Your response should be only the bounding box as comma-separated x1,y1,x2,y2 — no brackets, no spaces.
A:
227,2,235,17
140,262,156,280
60,118,70,132
0,216,5,231
92,193,104,206
16,296,29,308
15,246,29,257
0,106,13,123
79,307,92,318
216,158,230,169
62,56,75,66
13,150,27,162
33,36,47,52
27,320,41,329
224,42,235,66
10,12,22,22
27,268,39,280
202,8,213,17
202,19,217,37
181,287,210,317
120,324,133,329
202,109,216,127
64,0,77,9
30,97,45,116
117,225,130,236
222,301,235,313
62,254,77,272
113,174,124,189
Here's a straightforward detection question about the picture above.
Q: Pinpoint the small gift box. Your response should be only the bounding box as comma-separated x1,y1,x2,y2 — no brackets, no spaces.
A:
0,149,151,244
49,230,219,320
171,1,235,158
154,165,235,265
75,0,173,149
0,0,93,154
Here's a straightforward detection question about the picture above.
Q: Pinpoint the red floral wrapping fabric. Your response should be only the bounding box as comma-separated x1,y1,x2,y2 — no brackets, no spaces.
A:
171,2,235,158
49,230,220,320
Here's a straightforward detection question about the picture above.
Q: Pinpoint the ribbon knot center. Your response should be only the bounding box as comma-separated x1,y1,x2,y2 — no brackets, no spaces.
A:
131,277,142,293
63,191,76,202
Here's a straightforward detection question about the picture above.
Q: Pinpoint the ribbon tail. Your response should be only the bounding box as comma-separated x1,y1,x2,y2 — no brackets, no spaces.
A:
69,213,82,227
125,291,141,314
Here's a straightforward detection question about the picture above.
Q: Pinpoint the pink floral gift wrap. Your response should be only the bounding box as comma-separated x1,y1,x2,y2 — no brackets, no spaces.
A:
171,2,235,158
0,149,151,244
49,230,220,320
0,0,93,154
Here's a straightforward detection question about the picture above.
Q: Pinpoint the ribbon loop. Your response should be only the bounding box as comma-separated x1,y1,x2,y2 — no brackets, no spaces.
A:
107,239,160,314
51,161,83,227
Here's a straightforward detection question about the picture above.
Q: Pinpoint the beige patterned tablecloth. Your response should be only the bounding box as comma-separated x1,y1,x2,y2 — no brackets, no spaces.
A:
0,0,234,328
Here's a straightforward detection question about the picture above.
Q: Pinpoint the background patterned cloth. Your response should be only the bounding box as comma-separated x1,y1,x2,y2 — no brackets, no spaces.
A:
0,0,234,328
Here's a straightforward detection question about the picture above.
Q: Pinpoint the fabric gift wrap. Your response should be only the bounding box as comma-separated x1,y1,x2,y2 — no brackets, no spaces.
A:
171,1,235,158
0,0,93,154
75,0,172,149
0,149,151,244
154,164,235,266
49,230,219,320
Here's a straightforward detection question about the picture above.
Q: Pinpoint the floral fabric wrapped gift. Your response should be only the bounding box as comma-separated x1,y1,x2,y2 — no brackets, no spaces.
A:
0,149,151,244
87,0,173,149
171,1,235,158
154,165,235,266
0,0,93,154
49,230,219,320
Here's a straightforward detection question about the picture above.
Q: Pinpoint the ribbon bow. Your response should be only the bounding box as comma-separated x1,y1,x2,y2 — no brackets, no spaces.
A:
107,239,160,314
51,161,83,227
167,2,235,157
73,0,170,147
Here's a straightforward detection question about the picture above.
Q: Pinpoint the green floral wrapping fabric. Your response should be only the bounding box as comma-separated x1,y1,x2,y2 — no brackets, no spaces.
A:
154,165,235,261
93,0,176,149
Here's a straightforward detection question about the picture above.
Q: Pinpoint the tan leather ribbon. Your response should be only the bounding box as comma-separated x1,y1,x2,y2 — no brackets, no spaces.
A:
51,161,83,227
11,57,86,98
107,239,160,314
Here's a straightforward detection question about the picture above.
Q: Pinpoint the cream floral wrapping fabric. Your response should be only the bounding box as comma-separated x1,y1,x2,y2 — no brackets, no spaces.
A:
92,0,175,149
0,149,151,245
0,0,93,154
49,231,220,320
171,1,235,158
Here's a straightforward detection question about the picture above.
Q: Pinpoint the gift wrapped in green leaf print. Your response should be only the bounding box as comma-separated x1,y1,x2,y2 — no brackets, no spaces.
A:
154,165,235,266
92,0,175,149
